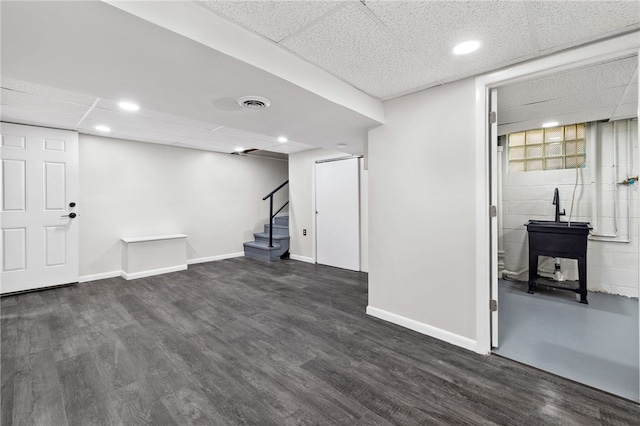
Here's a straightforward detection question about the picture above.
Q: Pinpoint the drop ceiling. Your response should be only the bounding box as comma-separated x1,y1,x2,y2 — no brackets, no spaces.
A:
198,0,640,100
0,0,378,155
0,76,315,155
497,55,638,135
1,1,639,154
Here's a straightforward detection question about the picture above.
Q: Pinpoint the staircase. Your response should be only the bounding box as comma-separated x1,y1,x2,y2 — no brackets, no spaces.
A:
243,180,290,262
243,213,290,262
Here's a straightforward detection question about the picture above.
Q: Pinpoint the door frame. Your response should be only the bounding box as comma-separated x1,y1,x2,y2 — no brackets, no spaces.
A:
474,32,640,356
489,89,499,347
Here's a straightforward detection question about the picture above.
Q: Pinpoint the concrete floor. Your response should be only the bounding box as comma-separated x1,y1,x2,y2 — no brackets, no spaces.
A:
493,279,640,401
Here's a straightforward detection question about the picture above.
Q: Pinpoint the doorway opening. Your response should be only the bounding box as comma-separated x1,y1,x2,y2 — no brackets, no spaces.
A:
489,52,639,401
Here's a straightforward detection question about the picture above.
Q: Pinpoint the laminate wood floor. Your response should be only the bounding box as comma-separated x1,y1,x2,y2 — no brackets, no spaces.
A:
2,257,640,425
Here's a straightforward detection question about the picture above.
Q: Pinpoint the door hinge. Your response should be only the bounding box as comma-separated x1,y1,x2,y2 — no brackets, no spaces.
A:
490,299,498,312
489,111,497,124
489,205,497,218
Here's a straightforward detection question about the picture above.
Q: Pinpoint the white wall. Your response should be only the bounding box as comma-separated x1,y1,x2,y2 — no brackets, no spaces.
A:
288,148,369,272
79,134,288,277
502,120,639,297
368,78,477,341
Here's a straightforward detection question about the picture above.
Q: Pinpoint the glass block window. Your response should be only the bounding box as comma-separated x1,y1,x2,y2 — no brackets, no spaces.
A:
508,123,586,172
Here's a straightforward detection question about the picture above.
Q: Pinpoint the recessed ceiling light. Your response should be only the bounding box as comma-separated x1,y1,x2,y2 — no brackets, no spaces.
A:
452,39,482,55
118,101,140,111
336,143,348,149
234,147,244,152
542,121,559,128
95,125,111,132
278,136,288,143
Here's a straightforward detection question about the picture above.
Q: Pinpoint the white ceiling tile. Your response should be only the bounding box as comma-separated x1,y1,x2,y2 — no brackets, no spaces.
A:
532,1,640,54
611,103,638,121
214,126,280,143
0,105,79,129
498,106,617,136
620,83,639,105
174,138,237,154
94,99,221,131
197,0,340,43
0,76,97,105
82,131,180,146
78,118,184,144
498,57,637,109
84,107,213,138
264,142,315,154
181,132,314,154
1,88,90,120
500,86,626,124
365,1,534,93
497,54,638,134
212,127,310,149
189,129,280,150
281,3,430,100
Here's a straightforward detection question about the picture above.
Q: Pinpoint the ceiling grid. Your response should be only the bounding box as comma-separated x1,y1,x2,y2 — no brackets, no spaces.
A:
74,98,100,130
523,1,541,56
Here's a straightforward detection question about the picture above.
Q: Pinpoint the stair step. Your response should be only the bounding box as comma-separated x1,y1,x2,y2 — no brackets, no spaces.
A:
244,238,288,262
274,214,289,226
254,232,290,242
253,232,291,248
243,240,282,251
264,224,289,236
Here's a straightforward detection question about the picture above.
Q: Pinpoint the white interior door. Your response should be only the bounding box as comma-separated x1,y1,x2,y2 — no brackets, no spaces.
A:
1,122,79,294
490,89,499,347
315,157,360,271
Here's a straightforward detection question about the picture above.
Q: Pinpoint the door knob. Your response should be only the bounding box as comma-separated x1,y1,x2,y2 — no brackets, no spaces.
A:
61,212,77,218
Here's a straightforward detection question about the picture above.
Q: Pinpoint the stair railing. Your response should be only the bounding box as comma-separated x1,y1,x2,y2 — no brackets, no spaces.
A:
262,180,289,247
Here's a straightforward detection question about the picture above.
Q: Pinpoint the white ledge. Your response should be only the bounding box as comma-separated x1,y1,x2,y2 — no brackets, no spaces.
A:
121,234,188,243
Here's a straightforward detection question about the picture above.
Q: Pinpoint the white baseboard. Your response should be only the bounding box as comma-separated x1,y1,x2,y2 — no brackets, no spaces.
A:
187,252,244,265
79,271,122,283
121,265,188,280
79,253,244,283
366,306,478,353
290,254,314,264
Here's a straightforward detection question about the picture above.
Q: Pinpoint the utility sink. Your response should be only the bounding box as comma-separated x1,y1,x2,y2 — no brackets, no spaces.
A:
525,220,591,304
526,220,591,235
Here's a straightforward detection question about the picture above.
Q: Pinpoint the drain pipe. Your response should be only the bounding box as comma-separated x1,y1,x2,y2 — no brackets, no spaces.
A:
627,120,632,180
590,121,618,238
502,267,528,279
503,258,558,281
590,120,631,243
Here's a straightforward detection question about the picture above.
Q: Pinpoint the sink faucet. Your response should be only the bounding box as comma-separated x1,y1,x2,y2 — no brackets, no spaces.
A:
553,188,566,222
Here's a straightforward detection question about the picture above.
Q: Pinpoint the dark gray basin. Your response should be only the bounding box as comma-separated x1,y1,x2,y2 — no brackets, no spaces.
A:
526,220,592,235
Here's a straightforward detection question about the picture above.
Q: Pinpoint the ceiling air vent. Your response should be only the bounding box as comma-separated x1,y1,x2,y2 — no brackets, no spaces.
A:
237,96,271,110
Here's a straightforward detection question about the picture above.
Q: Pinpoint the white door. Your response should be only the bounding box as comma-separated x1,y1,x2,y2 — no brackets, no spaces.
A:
1,122,79,294
316,157,360,271
490,89,499,347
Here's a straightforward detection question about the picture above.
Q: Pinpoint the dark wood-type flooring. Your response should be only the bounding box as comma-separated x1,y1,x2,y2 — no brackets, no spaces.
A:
2,258,639,425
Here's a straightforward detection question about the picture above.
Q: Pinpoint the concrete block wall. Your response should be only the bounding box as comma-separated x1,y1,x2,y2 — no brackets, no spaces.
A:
501,120,639,297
